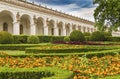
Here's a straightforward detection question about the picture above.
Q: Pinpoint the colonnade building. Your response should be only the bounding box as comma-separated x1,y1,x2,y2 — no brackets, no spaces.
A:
0,0,96,36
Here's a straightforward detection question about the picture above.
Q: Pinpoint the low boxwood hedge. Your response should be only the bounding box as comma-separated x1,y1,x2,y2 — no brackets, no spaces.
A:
38,36,65,43
13,35,29,44
25,48,108,54
106,36,120,42
25,45,119,54
0,67,73,79
0,44,47,50
0,48,120,58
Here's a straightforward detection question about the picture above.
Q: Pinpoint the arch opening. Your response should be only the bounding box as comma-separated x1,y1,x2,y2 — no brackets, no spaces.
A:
36,17,44,35
0,10,14,33
57,22,63,36
20,14,31,35
48,20,54,35
65,23,70,36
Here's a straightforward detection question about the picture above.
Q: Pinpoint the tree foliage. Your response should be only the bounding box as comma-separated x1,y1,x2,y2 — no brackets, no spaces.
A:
93,0,120,32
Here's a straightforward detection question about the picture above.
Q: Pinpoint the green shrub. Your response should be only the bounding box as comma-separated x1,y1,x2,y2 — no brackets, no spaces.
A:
83,32,91,36
0,67,73,79
90,31,105,41
0,44,44,50
27,36,39,44
13,35,28,44
85,36,90,41
103,32,112,36
64,36,70,42
13,35,21,44
38,36,53,43
38,36,64,43
51,36,65,42
0,31,14,44
106,36,120,42
69,30,85,42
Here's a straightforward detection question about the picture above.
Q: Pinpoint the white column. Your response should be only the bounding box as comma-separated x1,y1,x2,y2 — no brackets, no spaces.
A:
13,21,20,35
81,26,84,33
43,18,48,35
70,24,73,34
76,25,78,30
62,22,66,36
30,16,37,35
30,23,36,35
54,21,59,36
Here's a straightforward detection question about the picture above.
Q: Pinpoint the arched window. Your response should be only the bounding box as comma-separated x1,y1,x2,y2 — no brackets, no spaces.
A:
3,22,8,31
59,29,61,36
51,28,54,35
20,24,23,34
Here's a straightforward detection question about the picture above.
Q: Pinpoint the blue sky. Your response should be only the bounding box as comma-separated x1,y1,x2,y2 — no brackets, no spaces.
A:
28,0,96,21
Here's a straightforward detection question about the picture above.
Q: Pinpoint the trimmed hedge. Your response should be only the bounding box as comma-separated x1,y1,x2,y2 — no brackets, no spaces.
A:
106,36,120,42
51,36,65,43
13,35,29,44
0,44,45,50
83,32,91,36
38,36,65,43
85,36,90,41
13,35,65,44
25,45,119,54
0,47,120,58
0,67,73,79
90,31,105,41
85,36,120,42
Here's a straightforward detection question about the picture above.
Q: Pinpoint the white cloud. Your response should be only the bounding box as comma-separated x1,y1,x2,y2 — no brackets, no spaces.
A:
42,3,80,12
65,3,80,9
45,4,96,22
68,7,96,22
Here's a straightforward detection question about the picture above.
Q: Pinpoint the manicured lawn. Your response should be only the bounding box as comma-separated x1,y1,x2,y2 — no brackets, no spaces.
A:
0,50,25,55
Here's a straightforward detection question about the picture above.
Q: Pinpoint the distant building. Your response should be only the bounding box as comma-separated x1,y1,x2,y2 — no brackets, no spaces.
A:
0,0,95,36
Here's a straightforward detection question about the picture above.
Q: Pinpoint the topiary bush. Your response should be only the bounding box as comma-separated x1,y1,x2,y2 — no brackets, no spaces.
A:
27,36,39,44
64,36,70,42
90,31,105,41
69,30,85,42
83,32,91,36
0,31,14,44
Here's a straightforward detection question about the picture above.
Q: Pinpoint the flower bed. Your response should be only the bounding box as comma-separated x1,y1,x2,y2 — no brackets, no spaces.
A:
0,53,119,79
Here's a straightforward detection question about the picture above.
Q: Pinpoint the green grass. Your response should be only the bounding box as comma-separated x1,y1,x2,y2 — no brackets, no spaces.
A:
103,75,120,79
0,50,25,55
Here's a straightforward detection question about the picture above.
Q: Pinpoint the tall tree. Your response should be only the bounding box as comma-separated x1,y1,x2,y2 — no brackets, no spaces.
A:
93,0,120,32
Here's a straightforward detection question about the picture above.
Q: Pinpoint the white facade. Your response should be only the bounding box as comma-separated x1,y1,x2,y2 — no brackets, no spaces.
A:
0,0,95,36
